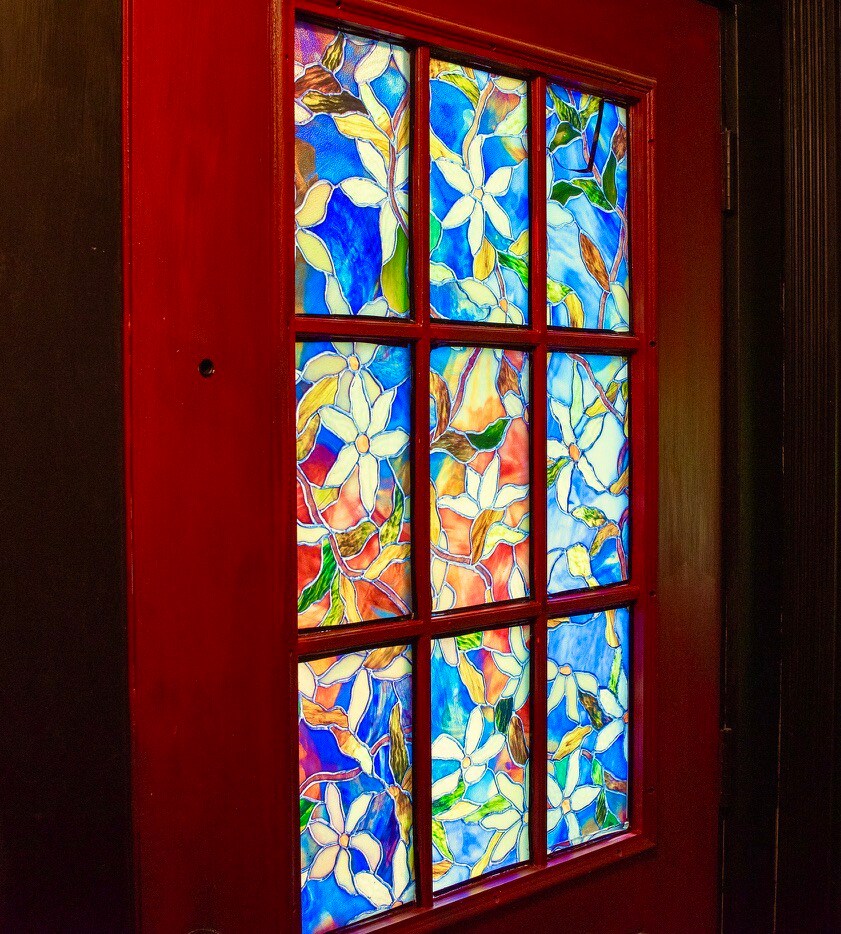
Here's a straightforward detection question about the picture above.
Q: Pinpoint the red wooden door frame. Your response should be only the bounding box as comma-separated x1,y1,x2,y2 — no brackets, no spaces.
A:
125,0,721,930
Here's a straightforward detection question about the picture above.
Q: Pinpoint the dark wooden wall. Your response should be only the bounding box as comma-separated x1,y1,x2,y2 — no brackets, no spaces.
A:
0,0,132,930
719,1,784,930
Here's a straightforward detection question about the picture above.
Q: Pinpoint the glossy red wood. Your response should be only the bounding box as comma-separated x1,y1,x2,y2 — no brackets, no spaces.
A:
126,0,721,930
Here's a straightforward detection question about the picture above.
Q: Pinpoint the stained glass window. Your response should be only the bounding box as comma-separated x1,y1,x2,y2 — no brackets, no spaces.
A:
299,646,415,932
431,626,530,889
430,61,529,325
547,352,629,593
546,86,629,331
547,609,630,851
430,346,530,610
295,21,411,318
296,341,412,628
289,17,652,931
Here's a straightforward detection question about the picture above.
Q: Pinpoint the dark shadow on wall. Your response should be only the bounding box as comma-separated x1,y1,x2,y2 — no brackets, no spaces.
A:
0,0,132,929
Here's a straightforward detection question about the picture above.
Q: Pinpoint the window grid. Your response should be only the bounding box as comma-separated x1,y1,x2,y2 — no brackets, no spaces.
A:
286,5,657,931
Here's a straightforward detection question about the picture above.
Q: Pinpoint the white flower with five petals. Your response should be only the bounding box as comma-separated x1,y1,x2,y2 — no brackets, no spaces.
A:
547,750,601,843
437,136,514,256
438,454,527,521
546,663,600,724
354,839,414,911
547,399,608,511
431,707,505,798
307,783,382,894
300,341,381,411
339,141,408,266
321,380,409,513
481,771,529,865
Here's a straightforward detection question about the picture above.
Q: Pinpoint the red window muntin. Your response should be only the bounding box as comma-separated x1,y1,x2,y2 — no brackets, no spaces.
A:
279,1,658,930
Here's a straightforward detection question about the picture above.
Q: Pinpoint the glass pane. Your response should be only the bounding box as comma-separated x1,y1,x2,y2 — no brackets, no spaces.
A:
547,608,630,851
430,346,530,610
430,61,529,325
546,86,629,331
296,341,411,628
431,625,530,890
299,646,415,932
294,21,410,318
546,352,629,593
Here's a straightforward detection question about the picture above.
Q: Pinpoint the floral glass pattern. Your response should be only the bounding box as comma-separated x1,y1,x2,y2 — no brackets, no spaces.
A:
430,346,530,611
295,21,411,318
430,61,529,325
546,353,629,593
299,646,415,932
431,626,530,890
547,608,629,851
296,341,412,628
546,86,629,331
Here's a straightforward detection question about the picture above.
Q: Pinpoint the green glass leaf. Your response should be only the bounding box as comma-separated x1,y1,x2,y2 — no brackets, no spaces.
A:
603,152,618,208
579,94,602,123
494,696,514,733
463,794,510,823
456,631,482,651
430,214,442,253
321,571,344,628
572,505,608,528
300,797,318,831
571,178,614,213
549,121,579,152
297,540,337,613
550,180,583,206
432,819,455,861
382,226,410,315
498,252,529,289
602,808,621,829
608,647,623,694
547,280,572,304
547,456,571,486
548,86,582,130
595,788,608,826
591,757,605,786
380,483,405,546
432,780,466,816
465,417,509,451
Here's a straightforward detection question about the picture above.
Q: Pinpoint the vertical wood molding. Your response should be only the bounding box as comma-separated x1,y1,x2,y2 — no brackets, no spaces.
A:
779,0,839,929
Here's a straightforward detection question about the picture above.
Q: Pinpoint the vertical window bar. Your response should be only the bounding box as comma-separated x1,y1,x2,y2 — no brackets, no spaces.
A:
410,42,434,909
527,74,549,868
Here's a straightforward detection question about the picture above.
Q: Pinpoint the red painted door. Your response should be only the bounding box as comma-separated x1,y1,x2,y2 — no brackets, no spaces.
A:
125,0,722,931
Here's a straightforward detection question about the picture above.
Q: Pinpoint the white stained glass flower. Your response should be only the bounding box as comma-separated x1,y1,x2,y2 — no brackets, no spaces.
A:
490,626,530,712
457,276,525,325
594,681,628,760
307,783,382,894
321,380,409,513
431,706,506,797
548,398,608,511
300,342,381,411
547,750,601,843
546,663,600,723
339,140,408,266
354,839,413,911
481,771,529,864
437,136,514,256
438,454,527,522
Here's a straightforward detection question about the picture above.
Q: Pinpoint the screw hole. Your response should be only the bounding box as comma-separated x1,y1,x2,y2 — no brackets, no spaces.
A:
198,358,215,378
649,340,656,348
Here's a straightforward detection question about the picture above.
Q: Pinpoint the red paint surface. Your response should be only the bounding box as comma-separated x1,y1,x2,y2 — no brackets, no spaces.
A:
126,0,721,929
